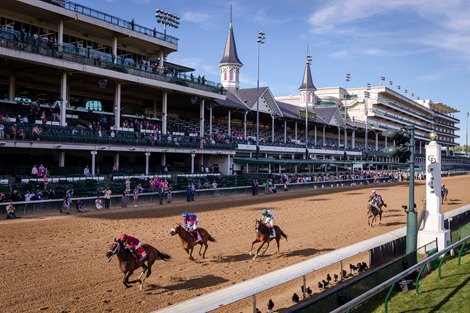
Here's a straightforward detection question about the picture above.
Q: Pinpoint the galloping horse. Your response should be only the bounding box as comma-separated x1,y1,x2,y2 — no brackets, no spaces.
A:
367,203,382,227
106,239,170,289
250,219,288,260
170,224,216,261
441,186,449,204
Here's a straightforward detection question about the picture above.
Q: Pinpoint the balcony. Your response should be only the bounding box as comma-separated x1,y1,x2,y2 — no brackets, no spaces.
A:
39,0,178,46
0,29,224,95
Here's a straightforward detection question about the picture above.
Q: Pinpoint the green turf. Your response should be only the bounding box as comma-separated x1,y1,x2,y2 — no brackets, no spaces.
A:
361,252,470,313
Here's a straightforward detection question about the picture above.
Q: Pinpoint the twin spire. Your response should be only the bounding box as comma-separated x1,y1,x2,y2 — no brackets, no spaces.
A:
219,5,316,99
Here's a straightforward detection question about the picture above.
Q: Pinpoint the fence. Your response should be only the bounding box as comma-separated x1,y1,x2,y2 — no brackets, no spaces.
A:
329,234,470,313
0,177,395,215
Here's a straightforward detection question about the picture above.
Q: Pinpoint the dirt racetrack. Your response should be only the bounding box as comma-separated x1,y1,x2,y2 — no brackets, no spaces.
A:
1,175,469,313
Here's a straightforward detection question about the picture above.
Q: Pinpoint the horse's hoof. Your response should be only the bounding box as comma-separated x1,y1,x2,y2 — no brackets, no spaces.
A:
253,256,257,260
249,251,252,256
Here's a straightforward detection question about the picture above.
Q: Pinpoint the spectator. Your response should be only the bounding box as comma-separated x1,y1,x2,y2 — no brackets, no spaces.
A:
166,184,173,203
60,196,70,214
133,184,143,207
121,189,129,208
43,175,49,190
157,180,164,205
83,166,90,177
95,196,103,211
47,189,56,199
211,181,218,189
76,200,86,213
32,125,42,140
6,202,20,219
125,178,131,193
31,165,38,176
130,18,135,30
0,122,4,139
103,188,112,209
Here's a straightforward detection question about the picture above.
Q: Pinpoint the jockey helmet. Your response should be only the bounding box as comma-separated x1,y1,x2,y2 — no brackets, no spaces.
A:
119,234,128,241
182,212,188,218
262,209,268,216
372,190,377,195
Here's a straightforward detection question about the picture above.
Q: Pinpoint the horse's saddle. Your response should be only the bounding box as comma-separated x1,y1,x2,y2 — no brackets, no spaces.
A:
188,230,201,243
134,247,147,262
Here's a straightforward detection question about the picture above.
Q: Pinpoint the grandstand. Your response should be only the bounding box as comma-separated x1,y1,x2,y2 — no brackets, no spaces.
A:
0,0,468,202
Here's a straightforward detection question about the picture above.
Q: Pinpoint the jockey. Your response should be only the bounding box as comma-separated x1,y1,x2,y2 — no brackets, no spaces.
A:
261,208,276,238
119,234,147,261
370,190,381,213
182,212,201,242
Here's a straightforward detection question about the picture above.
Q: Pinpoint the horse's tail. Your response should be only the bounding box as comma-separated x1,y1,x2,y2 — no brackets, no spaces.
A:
156,249,171,261
208,235,216,242
280,230,288,241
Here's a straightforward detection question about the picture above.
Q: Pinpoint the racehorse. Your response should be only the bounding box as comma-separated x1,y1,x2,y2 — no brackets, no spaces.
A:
105,239,170,289
250,219,288,260
441,187,449,204
170,223,216,261
367,203,382,227
367,195,387,213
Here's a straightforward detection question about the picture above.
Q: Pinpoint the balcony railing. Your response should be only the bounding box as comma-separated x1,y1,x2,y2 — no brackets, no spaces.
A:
0,29,225,95
39,0,178,45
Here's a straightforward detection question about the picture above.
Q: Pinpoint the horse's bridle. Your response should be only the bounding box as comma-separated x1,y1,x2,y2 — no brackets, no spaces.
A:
107,241,120,262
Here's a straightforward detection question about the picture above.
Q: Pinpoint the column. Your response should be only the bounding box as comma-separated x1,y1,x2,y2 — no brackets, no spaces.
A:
162,92,168,135
228,110,232,137
112,36,118,63
91,151,97,176
191,153,196,174
114,153,120,169
58,19,64,52
271,115,275,143
385,137,388,148
161,153,167,167
352,130,356,149
199,99,205,137
114,82,121,128
284,120,287,144
419,141,423,154
295,122,298,141
279,154,282,174
159,51,164,74
59,151,65,167
209,104,213,135
60,72,67,126
344,129,347,149
9,76,15,101
145,152,150,176
375,133,379,151
323,126,326,145
227,154,231,175
243,112,247,139
314,126,317,146
292,154,297,173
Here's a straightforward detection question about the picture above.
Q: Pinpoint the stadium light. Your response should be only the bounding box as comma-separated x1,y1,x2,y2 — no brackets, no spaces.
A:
344,73,351,156
155,9,180,38
382,126,417,255
255,31,265,160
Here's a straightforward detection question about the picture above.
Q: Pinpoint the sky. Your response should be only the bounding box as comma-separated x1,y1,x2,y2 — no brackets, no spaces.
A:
79,0,470,145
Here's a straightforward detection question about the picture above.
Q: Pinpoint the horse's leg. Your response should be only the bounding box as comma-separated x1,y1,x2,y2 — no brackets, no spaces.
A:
275,237,280,254
249,239,259,256
201,242,209,259
123,271,133,288
188,246,195,261
254,240,266,260
198,242,204,256
138,264,148,282
261,239,270,255
140,261,154,290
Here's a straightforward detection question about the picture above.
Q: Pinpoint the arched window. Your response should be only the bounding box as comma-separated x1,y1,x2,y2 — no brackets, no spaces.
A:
230,70,234,81
223,70,227,80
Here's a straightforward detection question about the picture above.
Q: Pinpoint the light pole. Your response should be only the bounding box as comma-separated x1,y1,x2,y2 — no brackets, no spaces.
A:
466,112,469,156
155,9,180,39
305,53,312,160
255,31,265,160
364,83,371,155
344,73,350,156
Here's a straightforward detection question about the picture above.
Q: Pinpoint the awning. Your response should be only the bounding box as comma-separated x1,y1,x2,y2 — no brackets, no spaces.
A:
233,157,400,166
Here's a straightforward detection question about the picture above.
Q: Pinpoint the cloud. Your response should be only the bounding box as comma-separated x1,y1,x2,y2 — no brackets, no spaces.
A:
181,11,211,23
328,50,350,59
254,8,291,25
307,0,470,61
